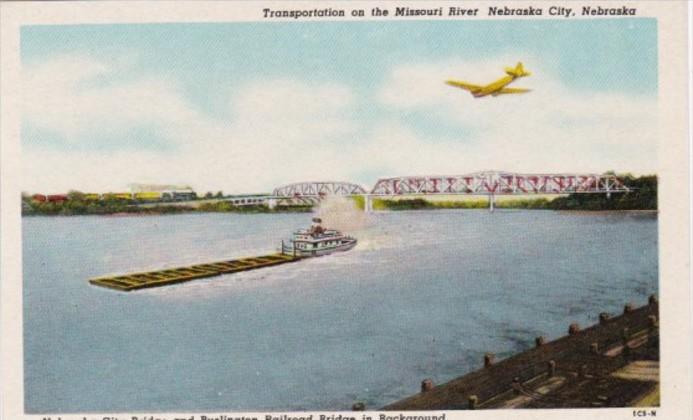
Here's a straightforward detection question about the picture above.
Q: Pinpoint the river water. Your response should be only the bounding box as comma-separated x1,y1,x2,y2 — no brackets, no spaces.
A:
23,210,658,413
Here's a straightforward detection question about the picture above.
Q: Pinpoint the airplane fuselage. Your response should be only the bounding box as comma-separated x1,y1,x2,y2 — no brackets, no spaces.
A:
445,62,531,98
472,75,516,97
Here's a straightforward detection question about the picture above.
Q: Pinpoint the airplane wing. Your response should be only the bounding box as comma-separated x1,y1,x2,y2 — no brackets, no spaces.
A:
445,80,482,92
494,87,531,95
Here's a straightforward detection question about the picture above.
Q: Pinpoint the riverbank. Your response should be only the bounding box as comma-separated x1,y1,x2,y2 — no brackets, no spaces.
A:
21,201,312,216
558,209,658,215
378,297,659,410
21,202,658,216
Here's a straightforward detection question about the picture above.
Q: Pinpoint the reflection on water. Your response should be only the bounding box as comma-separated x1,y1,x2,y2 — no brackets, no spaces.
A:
23,210,658,412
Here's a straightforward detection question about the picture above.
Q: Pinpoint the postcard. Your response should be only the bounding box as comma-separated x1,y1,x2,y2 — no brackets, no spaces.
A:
1,1,691,420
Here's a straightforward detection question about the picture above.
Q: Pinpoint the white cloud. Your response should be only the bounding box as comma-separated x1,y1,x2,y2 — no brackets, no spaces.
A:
23,55,203,144
21,56,359,193
374,55,657,175
21,54,657,195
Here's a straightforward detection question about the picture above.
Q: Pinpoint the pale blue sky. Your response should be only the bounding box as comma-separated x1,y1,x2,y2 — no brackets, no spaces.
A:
20,19,658,192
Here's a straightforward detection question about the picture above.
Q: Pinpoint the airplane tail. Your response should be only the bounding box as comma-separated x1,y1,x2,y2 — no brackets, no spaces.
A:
505,62,531,77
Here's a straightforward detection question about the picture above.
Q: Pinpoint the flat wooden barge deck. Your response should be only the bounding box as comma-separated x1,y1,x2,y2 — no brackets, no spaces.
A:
89,253,300,291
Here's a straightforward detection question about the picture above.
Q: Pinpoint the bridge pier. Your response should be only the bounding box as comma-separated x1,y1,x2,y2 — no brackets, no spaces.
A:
489,193,495,212
364,195,373,213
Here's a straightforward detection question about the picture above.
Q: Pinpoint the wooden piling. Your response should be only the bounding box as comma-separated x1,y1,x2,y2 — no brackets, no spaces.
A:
512,377,521,395
382,301,659,411
578,364,588,379
547,360,556,377
352,402,365,411
421,379,434,393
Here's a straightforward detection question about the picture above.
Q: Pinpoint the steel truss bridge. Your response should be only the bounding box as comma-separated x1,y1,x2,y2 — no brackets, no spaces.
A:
368,171,629,211
271,182,369,205
370,171,628,195
273,181,368,197
269,171,630,211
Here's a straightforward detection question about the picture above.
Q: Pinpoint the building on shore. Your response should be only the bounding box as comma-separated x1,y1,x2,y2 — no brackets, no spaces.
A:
127,183,197,201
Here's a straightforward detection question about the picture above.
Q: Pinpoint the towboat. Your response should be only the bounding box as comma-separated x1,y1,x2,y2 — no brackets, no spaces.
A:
281,217,357,257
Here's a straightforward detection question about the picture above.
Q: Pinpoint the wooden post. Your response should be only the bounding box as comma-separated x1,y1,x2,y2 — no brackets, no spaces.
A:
547,360,556,377
535,336,545,347
623,343,631,358
484,353,495,368
352,402,365,411
512,377,521,395
468,395,478,409
622,327,631,359
579,364,588,379
421,379,434,393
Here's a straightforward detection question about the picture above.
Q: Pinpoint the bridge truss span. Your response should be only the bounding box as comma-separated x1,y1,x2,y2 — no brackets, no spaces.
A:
272,181,368,198
370,171,630,196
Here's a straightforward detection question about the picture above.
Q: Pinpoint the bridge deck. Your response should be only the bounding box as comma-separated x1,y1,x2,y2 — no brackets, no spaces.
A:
89,253,300,291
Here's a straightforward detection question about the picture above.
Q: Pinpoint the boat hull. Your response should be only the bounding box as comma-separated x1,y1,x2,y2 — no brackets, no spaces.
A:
282,238,357,257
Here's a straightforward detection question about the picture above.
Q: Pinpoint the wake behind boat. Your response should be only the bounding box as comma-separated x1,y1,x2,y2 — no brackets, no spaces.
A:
281,217,357,257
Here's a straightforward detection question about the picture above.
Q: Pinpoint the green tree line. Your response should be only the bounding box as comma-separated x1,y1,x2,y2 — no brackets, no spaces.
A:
547,175,657,210
22,191,313,216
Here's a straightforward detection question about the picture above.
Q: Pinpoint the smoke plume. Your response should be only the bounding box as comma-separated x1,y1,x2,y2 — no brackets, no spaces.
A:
314,196,369,233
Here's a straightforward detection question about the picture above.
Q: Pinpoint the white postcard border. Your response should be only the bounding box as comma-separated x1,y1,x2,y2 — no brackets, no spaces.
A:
1,2,690,420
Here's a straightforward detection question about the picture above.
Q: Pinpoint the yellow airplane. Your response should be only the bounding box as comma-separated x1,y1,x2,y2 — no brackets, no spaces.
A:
445,62,531,98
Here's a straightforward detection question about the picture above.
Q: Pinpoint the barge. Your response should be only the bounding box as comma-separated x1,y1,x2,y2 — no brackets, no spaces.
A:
89,253,300,291
90,218,356,291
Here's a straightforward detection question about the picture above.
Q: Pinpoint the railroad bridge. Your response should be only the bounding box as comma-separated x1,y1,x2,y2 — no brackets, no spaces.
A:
271,181,368,206
270,171,630,211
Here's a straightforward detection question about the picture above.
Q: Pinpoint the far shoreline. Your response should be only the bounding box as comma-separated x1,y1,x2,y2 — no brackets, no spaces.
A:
556,209,658,215
20,207,659,217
